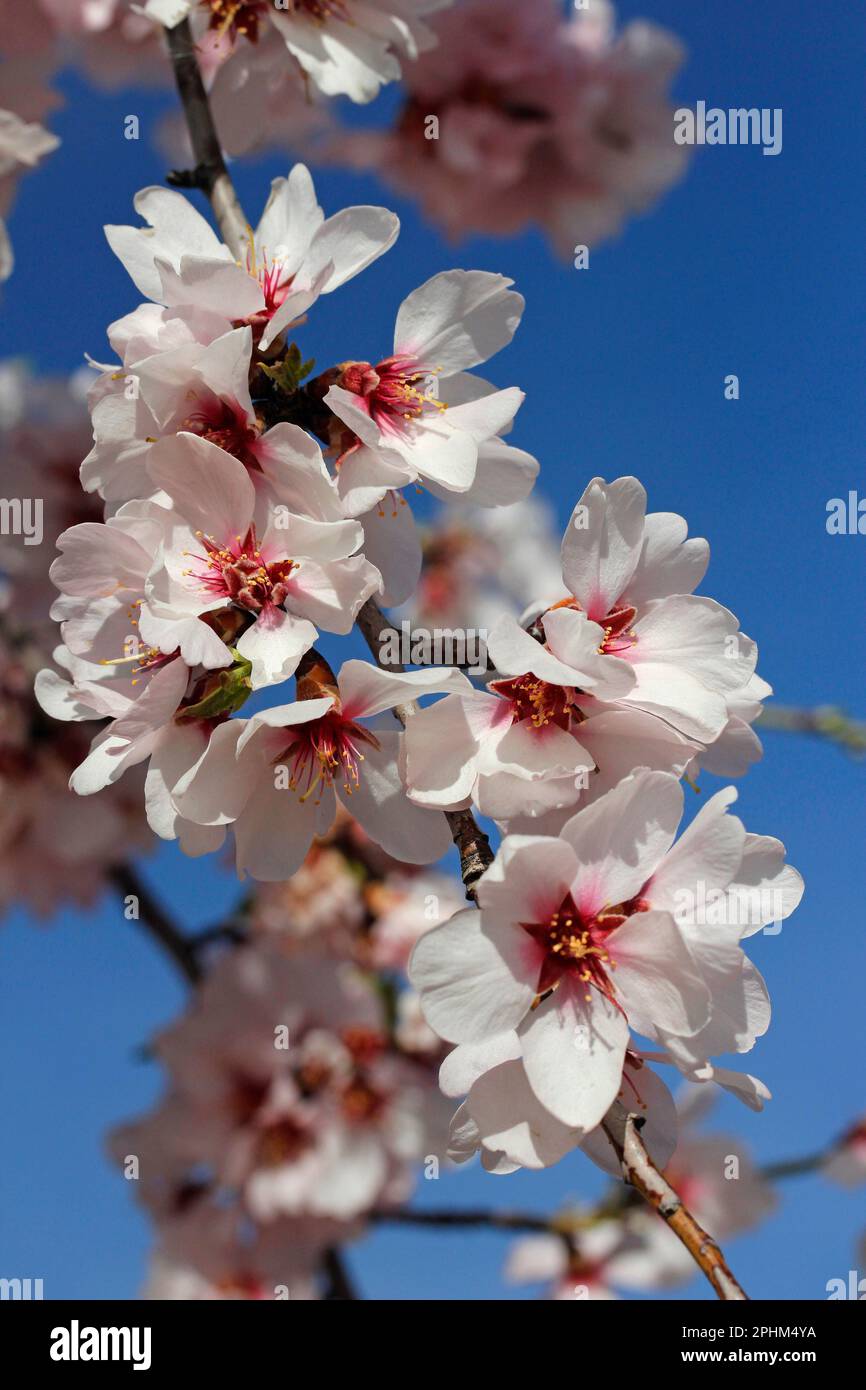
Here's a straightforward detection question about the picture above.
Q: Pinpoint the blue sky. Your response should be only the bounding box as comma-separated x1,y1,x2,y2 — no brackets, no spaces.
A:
1,0,864,1300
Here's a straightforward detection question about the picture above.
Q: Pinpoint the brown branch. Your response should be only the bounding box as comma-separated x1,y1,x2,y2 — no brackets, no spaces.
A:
163,18,248,258
602,1103,748,1301
109,863,202,985
372,1207,567,1237
356,598,494,898
761,1143,843,1182
321,1247,359,1300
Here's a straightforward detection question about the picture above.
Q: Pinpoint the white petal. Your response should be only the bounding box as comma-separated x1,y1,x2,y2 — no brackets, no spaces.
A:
561,477,646,618
395,270,524,375
236,608,317,690
409,908,537,1044
560,769,684,914
519,983,628,1130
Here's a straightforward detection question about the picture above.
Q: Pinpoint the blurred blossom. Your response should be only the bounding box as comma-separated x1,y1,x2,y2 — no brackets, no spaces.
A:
109,942,450,1227
407,495,564,631
823,1118,866,1188
328,0,689,257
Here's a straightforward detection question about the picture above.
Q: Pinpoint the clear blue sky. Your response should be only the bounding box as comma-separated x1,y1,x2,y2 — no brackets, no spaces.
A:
1,0,864,1300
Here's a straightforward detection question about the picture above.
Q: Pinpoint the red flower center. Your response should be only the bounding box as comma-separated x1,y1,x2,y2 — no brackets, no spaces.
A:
547,596,638,657
183,395,261,469
339,353,447,439
202,0,266,43
489,672,579,731
523,890,649,999
188,526,296,614
277,710,380,802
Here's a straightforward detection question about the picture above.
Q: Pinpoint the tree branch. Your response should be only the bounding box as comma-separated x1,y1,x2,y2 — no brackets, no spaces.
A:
109,863,202,984
372,1207,568,1237
602,1103,748,1301
356,597,495,897
163,19,249,258
758,703,866,756
321,1247,359,1300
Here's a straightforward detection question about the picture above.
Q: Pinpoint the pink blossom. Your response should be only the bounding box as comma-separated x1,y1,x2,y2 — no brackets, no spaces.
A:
410,768,801,1155
172,657,471,879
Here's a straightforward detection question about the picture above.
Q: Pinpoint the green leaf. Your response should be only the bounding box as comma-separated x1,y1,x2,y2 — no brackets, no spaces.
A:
177,651,253,721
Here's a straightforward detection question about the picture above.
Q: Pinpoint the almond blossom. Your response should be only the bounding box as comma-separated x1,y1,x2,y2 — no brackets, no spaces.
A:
141,1201,336,1301
325,269,529,509
322,268,536,601
494,476,759,745
145,0,450,104
0,632,150,916
171,656,471,879
403,478,764,830
410,769,802,1147
402,619,700,824
505,1113,775,1299
504,1210,687,1302
823,1118,866,1188
446,1048,678,1177
105,163,399,352
142,431,381,687
83,325,262,504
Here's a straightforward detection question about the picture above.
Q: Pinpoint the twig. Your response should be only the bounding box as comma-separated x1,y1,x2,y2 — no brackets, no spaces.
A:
321,1247,359,1300
109,863,202,984
761,1149,834,1182
373,1208,566,1237
163,19,248,258
356,598,494,898
602,1103,748,1301
758,703,866,756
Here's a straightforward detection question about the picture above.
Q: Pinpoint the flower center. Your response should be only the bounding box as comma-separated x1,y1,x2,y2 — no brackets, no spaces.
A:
341,1077,387,1124
489,673,578,730
522,890,649,999
257,1117,310,1167
341,1026,387,1066
187,525,296,614
100,603,177,685
236,235,297,347
201,0,266,42
183,395,261,468
338,353,447,439
277,710,380,803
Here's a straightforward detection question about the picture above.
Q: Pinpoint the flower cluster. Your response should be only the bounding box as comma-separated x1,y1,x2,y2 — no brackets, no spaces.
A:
0,365,150,916
37,164,535,879
36,156,804,1200
406,478,803,1173
109,815,452,1297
